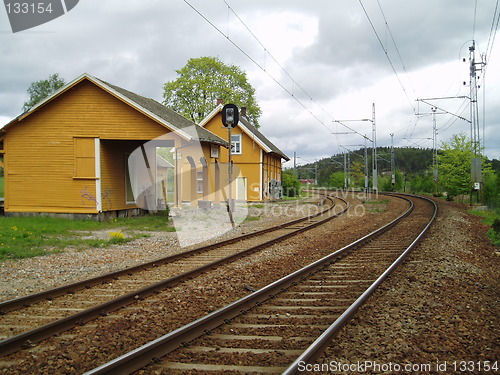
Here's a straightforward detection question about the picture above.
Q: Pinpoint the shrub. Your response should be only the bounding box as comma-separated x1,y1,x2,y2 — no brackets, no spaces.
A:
492,218,500,234
282,169,301,197
108,230,126,244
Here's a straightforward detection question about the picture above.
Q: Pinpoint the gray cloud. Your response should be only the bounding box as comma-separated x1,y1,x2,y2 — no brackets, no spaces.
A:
1,0,498,160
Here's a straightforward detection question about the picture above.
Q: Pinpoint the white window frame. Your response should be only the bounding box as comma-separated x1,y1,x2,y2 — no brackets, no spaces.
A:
231,134,242,155
197,170,204,194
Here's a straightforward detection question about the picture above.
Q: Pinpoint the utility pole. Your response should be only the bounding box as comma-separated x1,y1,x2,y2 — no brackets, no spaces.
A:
390,133,395,189
415,98,469,191
372,103,378,192
332,103,377,192
467,40,486,198
314,162,318,186
468,40,483,158
342,151,348,190
364,137,369,192
431,107,438,182
343,144,366,191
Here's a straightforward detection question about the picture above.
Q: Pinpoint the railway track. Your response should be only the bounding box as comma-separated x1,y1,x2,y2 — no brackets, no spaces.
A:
0,194,347,357
85,193,436,375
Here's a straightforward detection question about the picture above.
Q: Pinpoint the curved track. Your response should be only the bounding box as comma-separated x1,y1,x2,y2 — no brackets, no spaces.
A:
0,194,347,357
85,193,436,375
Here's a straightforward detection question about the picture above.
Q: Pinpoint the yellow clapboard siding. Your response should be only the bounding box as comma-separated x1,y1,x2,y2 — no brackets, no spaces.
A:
4,79,172,214
203,112,283,201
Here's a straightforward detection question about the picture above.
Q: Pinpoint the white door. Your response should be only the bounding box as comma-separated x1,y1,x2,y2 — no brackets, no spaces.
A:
236,177,247,201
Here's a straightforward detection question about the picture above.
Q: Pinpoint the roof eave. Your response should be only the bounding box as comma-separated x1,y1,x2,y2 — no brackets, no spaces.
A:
199,103,223,128
88,75,195,142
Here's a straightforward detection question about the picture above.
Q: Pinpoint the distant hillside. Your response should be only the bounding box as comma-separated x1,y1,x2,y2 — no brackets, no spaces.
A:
293,146,500,187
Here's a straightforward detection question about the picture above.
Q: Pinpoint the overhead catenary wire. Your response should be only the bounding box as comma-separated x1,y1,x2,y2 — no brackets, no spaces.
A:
473,0,478,41
185,0,497,158
184,0,381,147
484,0,500,76
375,0,417,100
183,0,340,137
358,0,416,115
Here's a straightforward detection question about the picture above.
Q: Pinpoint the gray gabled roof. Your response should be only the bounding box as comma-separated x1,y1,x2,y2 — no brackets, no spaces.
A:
99,78,228,146
238,115,290,161
199,103,290,161
2,73,228,147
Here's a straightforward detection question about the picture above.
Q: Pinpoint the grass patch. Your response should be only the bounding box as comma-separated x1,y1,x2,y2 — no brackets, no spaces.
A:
470,209,500,246
363,199,390,204
0,213,175,261
249,203,265,209
243,216,261,222
363,199,389,213
279,191,315,203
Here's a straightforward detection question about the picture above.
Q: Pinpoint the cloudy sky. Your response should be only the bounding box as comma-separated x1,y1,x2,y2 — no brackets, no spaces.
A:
1,0,499,168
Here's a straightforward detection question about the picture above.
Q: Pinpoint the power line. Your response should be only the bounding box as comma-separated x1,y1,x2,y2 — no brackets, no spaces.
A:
183,0,341,137
485,0,500,67
357,0,416,115
375,0,417,100
473,0,478,41
221,0,327,112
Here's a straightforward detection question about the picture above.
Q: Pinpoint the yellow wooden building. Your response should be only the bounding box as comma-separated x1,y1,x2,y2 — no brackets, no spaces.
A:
199,104,290,202
0,73,228,219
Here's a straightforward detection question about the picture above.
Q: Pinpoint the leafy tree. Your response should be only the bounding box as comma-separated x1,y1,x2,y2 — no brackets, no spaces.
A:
350,160,365,187
409,173,434,194
282,169,301,197
163,57,262,126
438,134,473,197
23,73,66,112
329,171,345,189
483,172,500,208
438,133,492,199
394,169,404,191
381,169,404,192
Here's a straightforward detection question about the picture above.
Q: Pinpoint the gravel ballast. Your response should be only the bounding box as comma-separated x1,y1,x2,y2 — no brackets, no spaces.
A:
318,199,499,374
0,196,498,374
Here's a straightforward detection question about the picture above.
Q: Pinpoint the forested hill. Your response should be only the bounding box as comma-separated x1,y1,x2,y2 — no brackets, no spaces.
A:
294,146,500,187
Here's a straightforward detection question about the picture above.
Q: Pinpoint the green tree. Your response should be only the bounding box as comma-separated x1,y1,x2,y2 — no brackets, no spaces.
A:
350,161,365,187
23,73,66,112
163,57,262,126
409,173,434,194
438,133,492,199
438,134,472,197
381,169,404,192
483,171,500,208
282,169,301,197
394,169,404,191
329,171,345,189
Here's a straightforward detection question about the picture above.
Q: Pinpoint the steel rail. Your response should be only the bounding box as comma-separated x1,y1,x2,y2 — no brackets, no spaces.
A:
282,194,438,374
84,194,416,375
0,195,347,356
0,196,335,314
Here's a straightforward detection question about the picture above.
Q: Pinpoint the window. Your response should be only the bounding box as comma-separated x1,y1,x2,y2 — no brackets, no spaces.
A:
74,137,96,179
231,134,242,154
197,170,204,194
